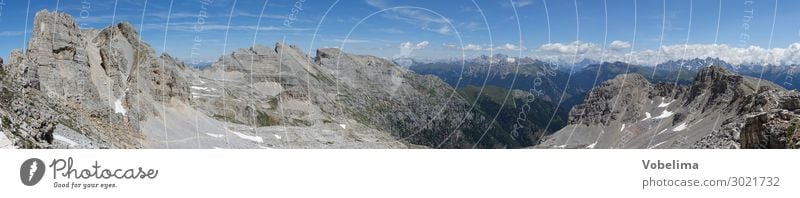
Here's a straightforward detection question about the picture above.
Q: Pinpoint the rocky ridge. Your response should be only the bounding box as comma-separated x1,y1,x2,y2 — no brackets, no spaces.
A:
1,10,527,149
539,65,800,149
0,10,196,148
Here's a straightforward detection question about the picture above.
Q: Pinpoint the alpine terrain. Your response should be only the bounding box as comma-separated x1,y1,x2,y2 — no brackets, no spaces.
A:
0,10,544,149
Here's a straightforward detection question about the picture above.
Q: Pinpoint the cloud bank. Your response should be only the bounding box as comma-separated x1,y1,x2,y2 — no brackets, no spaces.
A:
533,41,800,66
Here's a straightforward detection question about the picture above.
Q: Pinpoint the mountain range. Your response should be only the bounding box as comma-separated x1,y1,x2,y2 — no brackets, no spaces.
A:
0,10,547,149
1,10,799,149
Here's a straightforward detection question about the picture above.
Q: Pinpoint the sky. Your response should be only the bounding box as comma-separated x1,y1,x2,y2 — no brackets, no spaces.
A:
0,0,799,66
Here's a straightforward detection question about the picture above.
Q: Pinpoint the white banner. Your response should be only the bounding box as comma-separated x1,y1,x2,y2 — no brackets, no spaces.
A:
0,150,796,197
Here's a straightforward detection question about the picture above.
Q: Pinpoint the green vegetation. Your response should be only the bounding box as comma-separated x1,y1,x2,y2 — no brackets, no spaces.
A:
0,87,13,105
455,85,567,147
1,116,10,129
291,118,312,127
426,87,437,96
59,116,80,134
457,85,515,107
256,111,282,127
788,119,800,148
267,98,279,110
212,114,244,125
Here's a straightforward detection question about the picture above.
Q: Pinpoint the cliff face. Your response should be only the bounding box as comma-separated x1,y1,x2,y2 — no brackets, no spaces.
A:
194,43,511,148
540,65,800,149
0,10,191,148
0,10,527,149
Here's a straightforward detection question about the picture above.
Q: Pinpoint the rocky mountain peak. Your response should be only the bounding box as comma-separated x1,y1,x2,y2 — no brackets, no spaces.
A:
694,65,735,84
566,72,652,126
541,65,800,149
314,47,341,62
0,9,197,148
686,65,784,113
29,10,82,61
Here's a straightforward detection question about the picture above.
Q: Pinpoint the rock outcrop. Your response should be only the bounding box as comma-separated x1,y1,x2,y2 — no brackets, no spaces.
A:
540,65,798,149
0,10,192,148
193,42,512,148
2,10,510,149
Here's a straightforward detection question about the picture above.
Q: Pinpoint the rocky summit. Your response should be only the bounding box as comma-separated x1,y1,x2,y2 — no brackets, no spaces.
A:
0,10,195,149
0,10,534,149
539,65,800,149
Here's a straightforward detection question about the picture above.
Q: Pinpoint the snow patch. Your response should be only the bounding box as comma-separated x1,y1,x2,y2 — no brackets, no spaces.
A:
273,134,282,140
672,123,688,131
648,141,668,149
114,99,127,115
190,86,209,91
230,130,264,143
653,110,674,119
620,124,626,132
339,124,347,129
191,93,221,98
53,134,79,147
657,99,675,107
0,133,15,149
586,142,597,149
205,133,225,138
190,86,216,91
641,112,652,121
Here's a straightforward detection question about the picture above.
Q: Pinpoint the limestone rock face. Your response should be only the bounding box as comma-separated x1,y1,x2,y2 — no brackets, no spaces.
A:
2,10,503,149
0,10,191,148
192,42,500,148
541,65,796,149
314,47,492,148
0,8,517,149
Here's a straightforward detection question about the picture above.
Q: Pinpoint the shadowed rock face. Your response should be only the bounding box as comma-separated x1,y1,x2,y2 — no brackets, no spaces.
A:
195,43,518,148
540,65,800,149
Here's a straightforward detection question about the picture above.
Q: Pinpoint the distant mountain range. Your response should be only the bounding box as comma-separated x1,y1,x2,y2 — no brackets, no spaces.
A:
3,10,799,149
408,55,800,149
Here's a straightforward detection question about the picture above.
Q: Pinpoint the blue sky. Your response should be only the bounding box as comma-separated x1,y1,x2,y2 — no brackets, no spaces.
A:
0,0,798,65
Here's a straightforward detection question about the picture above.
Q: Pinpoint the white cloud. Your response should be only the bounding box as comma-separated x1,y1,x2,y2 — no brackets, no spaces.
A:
532,41,800,66
442,43,458,50
365,0,454,35
375,28,404,34
433,26,452,35
415,41,430,49
609,40,631,51
0,31,27,37
440,43,526,52
494,43,527,51
463,44,484,51
502,0,535,8
537,41,601,54
365,0,390,8
399,41,429,50
513,0,536,8
330,39,371,44
143,22,311,32
396,41,430,58
400,42,414,50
